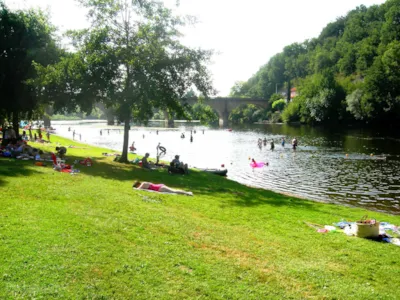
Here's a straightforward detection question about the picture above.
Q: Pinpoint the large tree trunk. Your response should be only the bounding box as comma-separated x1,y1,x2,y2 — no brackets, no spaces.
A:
287,79,291,103
12,112,19,138
119,117,130,163
119,61,131,163
43,105,52,128
43,115,51,128
0,117,4,142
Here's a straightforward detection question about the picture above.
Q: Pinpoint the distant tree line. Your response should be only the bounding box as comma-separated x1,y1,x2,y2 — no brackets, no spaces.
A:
231,0,400,125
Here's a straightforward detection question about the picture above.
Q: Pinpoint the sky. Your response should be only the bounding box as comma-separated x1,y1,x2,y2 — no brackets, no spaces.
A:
5,0,386,96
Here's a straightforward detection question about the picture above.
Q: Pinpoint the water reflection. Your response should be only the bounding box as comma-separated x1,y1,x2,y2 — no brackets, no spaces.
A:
52,120,400,214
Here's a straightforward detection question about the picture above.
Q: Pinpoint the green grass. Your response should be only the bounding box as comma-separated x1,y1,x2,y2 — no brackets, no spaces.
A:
1,135,399,299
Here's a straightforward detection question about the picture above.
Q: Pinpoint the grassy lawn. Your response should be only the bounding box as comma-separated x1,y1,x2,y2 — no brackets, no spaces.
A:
1,135,399,299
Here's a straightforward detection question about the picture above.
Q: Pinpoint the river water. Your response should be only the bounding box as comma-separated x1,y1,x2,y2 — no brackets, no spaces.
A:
52,120,400,215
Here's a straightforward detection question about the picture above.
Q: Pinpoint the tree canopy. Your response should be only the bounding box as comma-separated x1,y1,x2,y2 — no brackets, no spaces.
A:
0,2,60,133
35,0,215,162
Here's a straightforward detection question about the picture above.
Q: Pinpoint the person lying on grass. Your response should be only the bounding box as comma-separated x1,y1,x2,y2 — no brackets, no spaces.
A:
133,181,193,196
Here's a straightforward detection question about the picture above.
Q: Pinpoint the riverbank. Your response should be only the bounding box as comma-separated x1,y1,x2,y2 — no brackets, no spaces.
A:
1,135,399,299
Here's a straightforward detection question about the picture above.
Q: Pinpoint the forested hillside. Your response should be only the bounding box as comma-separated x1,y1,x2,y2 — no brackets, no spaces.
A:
232,0,400,124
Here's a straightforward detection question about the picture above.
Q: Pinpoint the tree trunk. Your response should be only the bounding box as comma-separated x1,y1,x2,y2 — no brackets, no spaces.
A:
12,112,19,138
119,61,131,163
0,117,4,141
43,115,51,128
287,79,291,103
119,117,131,163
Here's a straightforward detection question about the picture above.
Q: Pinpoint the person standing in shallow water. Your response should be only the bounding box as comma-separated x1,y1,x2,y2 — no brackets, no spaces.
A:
270,140,275,150
292,137,298,150
282,137,285,147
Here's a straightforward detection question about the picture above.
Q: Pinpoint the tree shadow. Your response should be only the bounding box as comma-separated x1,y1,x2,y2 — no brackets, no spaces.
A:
68,155,318,211
0,158,44,186
0,153,319,211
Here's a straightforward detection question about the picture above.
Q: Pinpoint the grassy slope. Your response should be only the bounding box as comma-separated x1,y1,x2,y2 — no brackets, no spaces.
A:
0,135,399,299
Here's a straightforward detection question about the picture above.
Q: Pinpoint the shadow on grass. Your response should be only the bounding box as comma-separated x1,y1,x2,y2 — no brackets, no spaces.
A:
61,154,318,211
0,153,317,211
0,158,44,186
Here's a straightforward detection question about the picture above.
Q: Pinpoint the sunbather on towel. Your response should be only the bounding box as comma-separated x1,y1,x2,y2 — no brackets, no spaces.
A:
133,181,193,196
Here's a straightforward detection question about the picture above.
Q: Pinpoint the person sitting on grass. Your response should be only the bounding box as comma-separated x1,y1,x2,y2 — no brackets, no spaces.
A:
133,181,193,196
55,146,67,159
35,150,44,161
141,153,156,169
171,155,189,174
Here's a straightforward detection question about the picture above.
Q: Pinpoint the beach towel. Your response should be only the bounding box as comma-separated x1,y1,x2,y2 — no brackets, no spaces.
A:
133,188,192,196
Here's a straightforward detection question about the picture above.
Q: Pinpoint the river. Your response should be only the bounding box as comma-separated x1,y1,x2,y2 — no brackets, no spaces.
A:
51,120,400,215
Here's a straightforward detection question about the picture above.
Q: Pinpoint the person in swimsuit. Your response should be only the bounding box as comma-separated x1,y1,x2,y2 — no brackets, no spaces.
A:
292,137,298,150
133,181,193,196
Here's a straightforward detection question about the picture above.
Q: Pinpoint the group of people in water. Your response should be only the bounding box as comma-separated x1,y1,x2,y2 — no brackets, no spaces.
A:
180,129,203,142
257,137,298,150
68,128,82,141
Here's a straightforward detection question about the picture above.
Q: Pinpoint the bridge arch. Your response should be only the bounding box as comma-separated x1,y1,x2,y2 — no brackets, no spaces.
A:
182,98,268,127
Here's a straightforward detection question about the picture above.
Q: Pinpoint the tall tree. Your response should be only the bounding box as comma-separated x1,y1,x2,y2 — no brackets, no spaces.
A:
0,3,59,134
39,0,214,162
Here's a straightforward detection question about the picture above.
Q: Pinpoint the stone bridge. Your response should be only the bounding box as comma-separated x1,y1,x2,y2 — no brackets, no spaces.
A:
168,97,268,127
103,97,268,126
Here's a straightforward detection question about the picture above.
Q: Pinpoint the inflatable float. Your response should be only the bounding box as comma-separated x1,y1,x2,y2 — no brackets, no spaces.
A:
158,146,166,153
250,162,267,168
